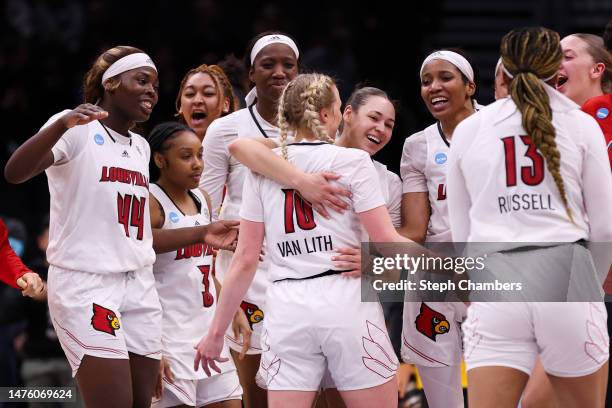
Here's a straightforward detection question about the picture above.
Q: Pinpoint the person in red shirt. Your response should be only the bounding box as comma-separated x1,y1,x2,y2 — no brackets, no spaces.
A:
0,218,45,298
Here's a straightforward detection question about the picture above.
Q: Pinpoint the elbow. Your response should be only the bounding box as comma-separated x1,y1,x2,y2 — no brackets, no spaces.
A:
228,140,241,157
4,162,24,184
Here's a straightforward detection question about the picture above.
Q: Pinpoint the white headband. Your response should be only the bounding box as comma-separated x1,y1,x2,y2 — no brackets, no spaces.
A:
250,34,299,64
501,63,557,82
420,50,474,83
495,57,503,75
101,53,157,84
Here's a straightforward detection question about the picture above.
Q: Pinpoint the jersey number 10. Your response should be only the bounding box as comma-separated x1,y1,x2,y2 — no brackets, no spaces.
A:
283,189,316,234
117,193,146,240
502,136,545,187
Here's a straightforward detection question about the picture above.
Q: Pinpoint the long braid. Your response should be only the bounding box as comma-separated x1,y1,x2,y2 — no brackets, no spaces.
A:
276,73,337,161
300,75,335,143
277,81,292,161
501,27,573,222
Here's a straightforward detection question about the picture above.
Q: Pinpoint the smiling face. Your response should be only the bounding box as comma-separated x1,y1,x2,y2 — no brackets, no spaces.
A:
110,67,159,122
249,43,299,102
420,59,474,121
341,95,395,156
155,130,204,190
558,35,601,105
179,72,228,139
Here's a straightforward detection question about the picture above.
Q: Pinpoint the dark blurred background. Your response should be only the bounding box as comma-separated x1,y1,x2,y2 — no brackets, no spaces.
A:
0,0,610,405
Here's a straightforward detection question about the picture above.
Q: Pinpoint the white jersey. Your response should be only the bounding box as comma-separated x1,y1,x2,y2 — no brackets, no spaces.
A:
44,110,155,273
447,85,612,243
201,105,280,221
373,160,402,228
240,142,385,282
150,184,230,380
401,123,451,242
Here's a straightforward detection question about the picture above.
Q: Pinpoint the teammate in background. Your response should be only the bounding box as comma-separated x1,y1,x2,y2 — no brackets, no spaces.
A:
557,32,611,106
196,73,414,408
199,31,300,408
148,122,243,408
175,64,237,141
4,46,238,408
0,218,45,298
575,25,612,168
447,27,611,407
398,49,478,408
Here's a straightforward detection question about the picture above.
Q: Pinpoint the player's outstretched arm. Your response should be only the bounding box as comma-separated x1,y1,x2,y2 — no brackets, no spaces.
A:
152,221,239,254
228,138,350,218
194,219,263,376
5,104,107,183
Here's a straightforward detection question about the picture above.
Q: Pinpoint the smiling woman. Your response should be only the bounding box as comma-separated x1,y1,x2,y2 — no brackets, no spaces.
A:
3,45,164,408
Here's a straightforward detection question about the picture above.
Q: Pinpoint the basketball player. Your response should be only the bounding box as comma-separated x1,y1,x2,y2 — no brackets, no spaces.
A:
147,122,242,408
175,64,237,141
224,86,401,406
398,49,478,408
447,27,612,407
194,73,423,408
4,46,239,408
0,218,45,298
199,31,300,408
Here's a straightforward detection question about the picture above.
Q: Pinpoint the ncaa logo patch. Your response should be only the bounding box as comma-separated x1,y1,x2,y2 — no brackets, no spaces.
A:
94,134,104,145
596,107,609,120
434,152,447,165
169,212,180,223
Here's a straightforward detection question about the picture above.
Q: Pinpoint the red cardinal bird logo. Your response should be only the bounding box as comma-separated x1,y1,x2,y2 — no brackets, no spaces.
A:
415,302,449,342
240,301,264,329
91,303,121,336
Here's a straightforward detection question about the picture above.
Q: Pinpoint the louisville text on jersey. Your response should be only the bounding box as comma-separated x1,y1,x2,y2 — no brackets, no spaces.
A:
99,166,149,189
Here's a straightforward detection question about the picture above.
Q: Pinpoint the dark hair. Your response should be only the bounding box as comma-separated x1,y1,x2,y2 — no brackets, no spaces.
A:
244,31,300,71
345,86,393,112
83,46,145,103
147,122,196,182
501,27,572,221
218,54,250,109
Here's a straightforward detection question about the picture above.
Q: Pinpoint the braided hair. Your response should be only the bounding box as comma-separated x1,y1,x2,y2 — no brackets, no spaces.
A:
277,73,336,160
501,27,573,221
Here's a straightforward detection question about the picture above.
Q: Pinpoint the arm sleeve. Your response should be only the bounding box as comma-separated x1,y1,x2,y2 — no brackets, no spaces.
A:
42,110,86,166
447,116,480,242
200,119,234,221
400,133,428,193
0,220,31,289
239,170,264,223
579,114,612,242
387,171,403,228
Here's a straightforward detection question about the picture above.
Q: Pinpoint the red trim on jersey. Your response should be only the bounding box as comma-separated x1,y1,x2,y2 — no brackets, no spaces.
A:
54,318,129,357
163,377,195,404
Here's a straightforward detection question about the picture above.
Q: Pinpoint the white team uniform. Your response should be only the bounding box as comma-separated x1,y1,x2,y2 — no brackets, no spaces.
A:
43,110,161,376
150,184,241,407
447,86,612,376
400,123,466,370
200,104,279,354
240,141,398,391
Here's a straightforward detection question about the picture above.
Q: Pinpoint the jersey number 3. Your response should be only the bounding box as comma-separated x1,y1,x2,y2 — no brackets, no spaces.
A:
502,136,545,187
117,193,146,240
283,189,316,234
